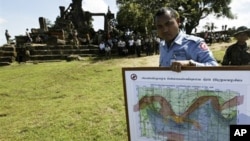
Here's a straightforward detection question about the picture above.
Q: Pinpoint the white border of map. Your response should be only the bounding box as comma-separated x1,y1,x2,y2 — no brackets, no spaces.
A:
123,67,250,141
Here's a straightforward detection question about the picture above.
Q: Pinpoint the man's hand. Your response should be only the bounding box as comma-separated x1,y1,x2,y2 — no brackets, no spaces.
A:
171,60,195,72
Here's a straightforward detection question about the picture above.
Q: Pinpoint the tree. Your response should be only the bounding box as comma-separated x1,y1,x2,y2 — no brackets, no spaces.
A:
202,22,217,32
45,18,54,28
116,0,170,34
175,0,235,34
116,2,141,32
116,0,235,34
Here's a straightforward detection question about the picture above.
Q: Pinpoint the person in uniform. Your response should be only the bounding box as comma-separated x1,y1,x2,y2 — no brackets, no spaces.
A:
221,26,250,65
155,7,218,72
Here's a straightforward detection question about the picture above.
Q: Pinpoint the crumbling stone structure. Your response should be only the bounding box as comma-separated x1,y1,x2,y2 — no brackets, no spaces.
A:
0,0,115,64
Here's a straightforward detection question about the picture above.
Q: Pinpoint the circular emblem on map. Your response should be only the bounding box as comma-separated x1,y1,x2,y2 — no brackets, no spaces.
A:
130,74,137,80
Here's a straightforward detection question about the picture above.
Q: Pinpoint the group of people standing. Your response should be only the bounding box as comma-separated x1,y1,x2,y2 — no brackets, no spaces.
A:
98,6,250,70
118,35,160,57
4,6,250,69
99,34,160,58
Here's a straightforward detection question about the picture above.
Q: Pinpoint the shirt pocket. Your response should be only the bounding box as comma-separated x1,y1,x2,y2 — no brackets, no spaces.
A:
173,50,187,60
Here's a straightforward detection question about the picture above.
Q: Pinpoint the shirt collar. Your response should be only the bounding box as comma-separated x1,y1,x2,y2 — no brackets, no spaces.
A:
163,31,184,47
174,31,185,45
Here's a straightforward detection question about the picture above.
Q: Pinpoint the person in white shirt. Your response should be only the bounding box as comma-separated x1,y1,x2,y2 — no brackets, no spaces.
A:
26,28,33,43
128,37,135,54
118,39,128,56
135,37,142,57
99,40,106,54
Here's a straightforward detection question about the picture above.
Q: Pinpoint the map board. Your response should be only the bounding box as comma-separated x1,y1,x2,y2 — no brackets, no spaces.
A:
122,66,250,141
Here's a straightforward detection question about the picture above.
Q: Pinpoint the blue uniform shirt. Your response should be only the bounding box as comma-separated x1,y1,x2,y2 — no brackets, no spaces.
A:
159,31,218,67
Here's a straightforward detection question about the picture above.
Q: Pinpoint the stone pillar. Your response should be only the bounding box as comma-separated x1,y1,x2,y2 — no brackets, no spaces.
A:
39,17,48,32
59,6,65,18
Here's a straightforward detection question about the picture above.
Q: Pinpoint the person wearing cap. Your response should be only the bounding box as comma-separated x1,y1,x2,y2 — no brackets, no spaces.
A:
155,7,218,72
221,26,250,65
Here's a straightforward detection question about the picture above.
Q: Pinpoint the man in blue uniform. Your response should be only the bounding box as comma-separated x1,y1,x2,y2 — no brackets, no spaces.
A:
155,7,218,72
221,26,250,65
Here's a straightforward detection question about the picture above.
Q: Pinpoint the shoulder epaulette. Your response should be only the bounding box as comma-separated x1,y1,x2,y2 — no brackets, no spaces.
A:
185,34,203,43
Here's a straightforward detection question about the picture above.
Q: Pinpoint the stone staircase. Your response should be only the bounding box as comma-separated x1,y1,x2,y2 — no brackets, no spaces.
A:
25,44,100,62
0,44,102,65
0,44,16,66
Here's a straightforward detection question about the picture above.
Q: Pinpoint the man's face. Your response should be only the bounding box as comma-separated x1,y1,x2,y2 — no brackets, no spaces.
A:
155,13,180,42
235,32,249,42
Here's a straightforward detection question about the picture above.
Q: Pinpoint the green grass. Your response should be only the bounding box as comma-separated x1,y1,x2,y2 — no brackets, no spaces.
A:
212,49,226,64
0,60,128,141
0,40,243,140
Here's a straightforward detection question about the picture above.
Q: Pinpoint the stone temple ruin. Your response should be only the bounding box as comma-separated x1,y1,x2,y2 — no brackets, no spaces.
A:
0,0,114,65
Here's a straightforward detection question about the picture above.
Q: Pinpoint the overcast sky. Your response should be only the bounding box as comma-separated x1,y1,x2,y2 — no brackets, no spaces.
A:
197,0,250,32
0,0,249,46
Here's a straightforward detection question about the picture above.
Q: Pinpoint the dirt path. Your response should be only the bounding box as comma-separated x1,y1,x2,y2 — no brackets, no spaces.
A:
116,55,160,67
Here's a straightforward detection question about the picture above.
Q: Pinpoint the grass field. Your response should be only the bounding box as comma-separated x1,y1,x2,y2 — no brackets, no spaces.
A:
0,60,129,141
0,40,249,141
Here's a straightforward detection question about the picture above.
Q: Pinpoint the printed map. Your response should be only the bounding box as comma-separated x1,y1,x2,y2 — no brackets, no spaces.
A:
133,84,241,141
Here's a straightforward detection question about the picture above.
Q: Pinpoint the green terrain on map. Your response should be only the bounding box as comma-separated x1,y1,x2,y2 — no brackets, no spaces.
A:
135,85,238,140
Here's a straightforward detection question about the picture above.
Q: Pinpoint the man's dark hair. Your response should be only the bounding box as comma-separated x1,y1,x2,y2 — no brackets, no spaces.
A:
155,7,179,20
